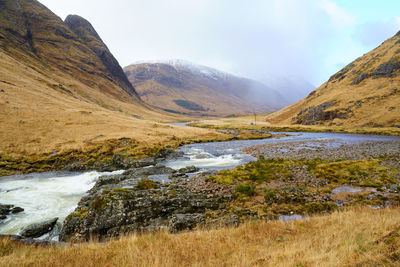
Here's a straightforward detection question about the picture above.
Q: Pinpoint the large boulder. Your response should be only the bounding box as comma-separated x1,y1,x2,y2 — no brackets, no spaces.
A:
20,218,58,238
59,172,230,241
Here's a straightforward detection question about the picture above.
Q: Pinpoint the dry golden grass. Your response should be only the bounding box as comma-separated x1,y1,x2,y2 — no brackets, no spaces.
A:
1,207,400,266
191,117,400,136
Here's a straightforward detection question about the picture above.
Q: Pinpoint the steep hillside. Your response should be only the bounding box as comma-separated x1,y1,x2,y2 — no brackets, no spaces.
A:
0,0,217,162
124,60,287,116
266,31,400,127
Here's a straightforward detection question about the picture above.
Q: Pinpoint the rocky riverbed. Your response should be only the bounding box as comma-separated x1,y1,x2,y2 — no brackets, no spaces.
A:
2,132,400,243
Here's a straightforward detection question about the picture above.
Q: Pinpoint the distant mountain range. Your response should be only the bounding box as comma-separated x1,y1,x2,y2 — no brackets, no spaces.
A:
124,60,288,116
266,30,400,127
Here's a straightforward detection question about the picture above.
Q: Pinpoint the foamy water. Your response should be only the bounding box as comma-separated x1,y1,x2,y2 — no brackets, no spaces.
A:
0,170,123,235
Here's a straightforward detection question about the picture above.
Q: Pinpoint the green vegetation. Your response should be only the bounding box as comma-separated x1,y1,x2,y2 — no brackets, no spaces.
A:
311,159,397,187
208,156,399,217
135,179,159,190
173,99,206,111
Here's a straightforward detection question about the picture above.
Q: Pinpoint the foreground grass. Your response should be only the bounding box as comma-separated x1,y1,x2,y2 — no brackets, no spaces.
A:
1,207,400,266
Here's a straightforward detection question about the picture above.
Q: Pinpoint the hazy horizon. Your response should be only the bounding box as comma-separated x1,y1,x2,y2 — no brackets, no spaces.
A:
40,0,400,89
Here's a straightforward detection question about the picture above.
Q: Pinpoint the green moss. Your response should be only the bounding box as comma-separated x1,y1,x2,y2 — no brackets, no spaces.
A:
72,208,89,220
207,158,292,185
135,179,159,190
235,183,256,197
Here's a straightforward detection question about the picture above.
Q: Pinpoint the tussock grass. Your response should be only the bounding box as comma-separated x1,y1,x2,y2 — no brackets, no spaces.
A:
1,207,400,266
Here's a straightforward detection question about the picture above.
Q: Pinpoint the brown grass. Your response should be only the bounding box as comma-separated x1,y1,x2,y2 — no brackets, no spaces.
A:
191,116,400,136
1,207,400,266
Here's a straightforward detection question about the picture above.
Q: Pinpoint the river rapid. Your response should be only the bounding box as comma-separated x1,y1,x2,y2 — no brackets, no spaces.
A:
1,131,399,238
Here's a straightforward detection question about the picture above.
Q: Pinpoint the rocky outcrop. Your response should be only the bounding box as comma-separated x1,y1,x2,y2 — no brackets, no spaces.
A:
292,102,351,125
20,218,58,238
64,15,139,100
0,204,24,221
59,168,231,241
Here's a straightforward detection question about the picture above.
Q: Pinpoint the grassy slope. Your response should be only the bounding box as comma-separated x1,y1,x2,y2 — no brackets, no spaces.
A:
1,207,400,266
0,0,224,162
265,31,400,127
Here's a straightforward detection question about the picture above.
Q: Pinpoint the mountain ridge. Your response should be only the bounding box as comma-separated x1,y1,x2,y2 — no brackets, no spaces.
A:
124,60,288,116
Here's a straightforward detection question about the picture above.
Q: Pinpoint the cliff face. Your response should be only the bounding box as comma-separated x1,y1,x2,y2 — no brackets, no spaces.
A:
266,31,400,128
64,15,139,99
124,60,287,116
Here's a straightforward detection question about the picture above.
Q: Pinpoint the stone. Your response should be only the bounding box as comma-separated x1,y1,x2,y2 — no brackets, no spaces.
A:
11,207,24,213
168,213,204,232
168,173,189,180
59,173,229,241
20,218,58,238
178,165,199,173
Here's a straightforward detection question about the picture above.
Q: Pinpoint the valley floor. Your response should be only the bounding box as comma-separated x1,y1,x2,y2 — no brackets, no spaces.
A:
1,207,400,266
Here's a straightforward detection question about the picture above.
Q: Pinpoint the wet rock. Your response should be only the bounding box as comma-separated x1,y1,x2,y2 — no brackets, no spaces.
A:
11,207,24,213
60,175,230,241
178,165,199,173
168,213,204,232
155,149,184,160
0,204,13,216
20,218,58,238
0,204,24,221
124,165,176,177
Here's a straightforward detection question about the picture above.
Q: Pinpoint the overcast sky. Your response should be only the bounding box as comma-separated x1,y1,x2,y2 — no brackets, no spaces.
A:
40,0,400,87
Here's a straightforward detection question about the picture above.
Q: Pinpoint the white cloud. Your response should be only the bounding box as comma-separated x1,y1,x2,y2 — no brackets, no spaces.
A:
318,0,355,28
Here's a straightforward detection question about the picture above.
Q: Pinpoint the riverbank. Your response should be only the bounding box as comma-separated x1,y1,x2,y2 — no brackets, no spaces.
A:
188,117,400,136
1,207,400,266
0,128,272,177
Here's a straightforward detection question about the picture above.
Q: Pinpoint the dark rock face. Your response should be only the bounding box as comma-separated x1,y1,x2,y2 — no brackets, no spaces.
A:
328,63,354,82
373,59,400,78
292,102,350,125
64,15,139,100
20,218,58,238
351,59,400,85
168,213,204,232
59,169,231,242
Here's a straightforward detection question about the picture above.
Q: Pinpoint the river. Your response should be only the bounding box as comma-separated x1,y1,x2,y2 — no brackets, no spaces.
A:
1,131,399,238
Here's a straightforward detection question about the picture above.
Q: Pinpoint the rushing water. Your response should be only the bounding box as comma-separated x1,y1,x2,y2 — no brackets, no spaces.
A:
0,170,123,236
1,131,399,237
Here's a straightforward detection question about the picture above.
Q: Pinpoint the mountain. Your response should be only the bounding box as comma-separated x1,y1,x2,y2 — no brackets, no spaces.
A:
124,60,288,116
266,30,400,128
0,0,195,158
